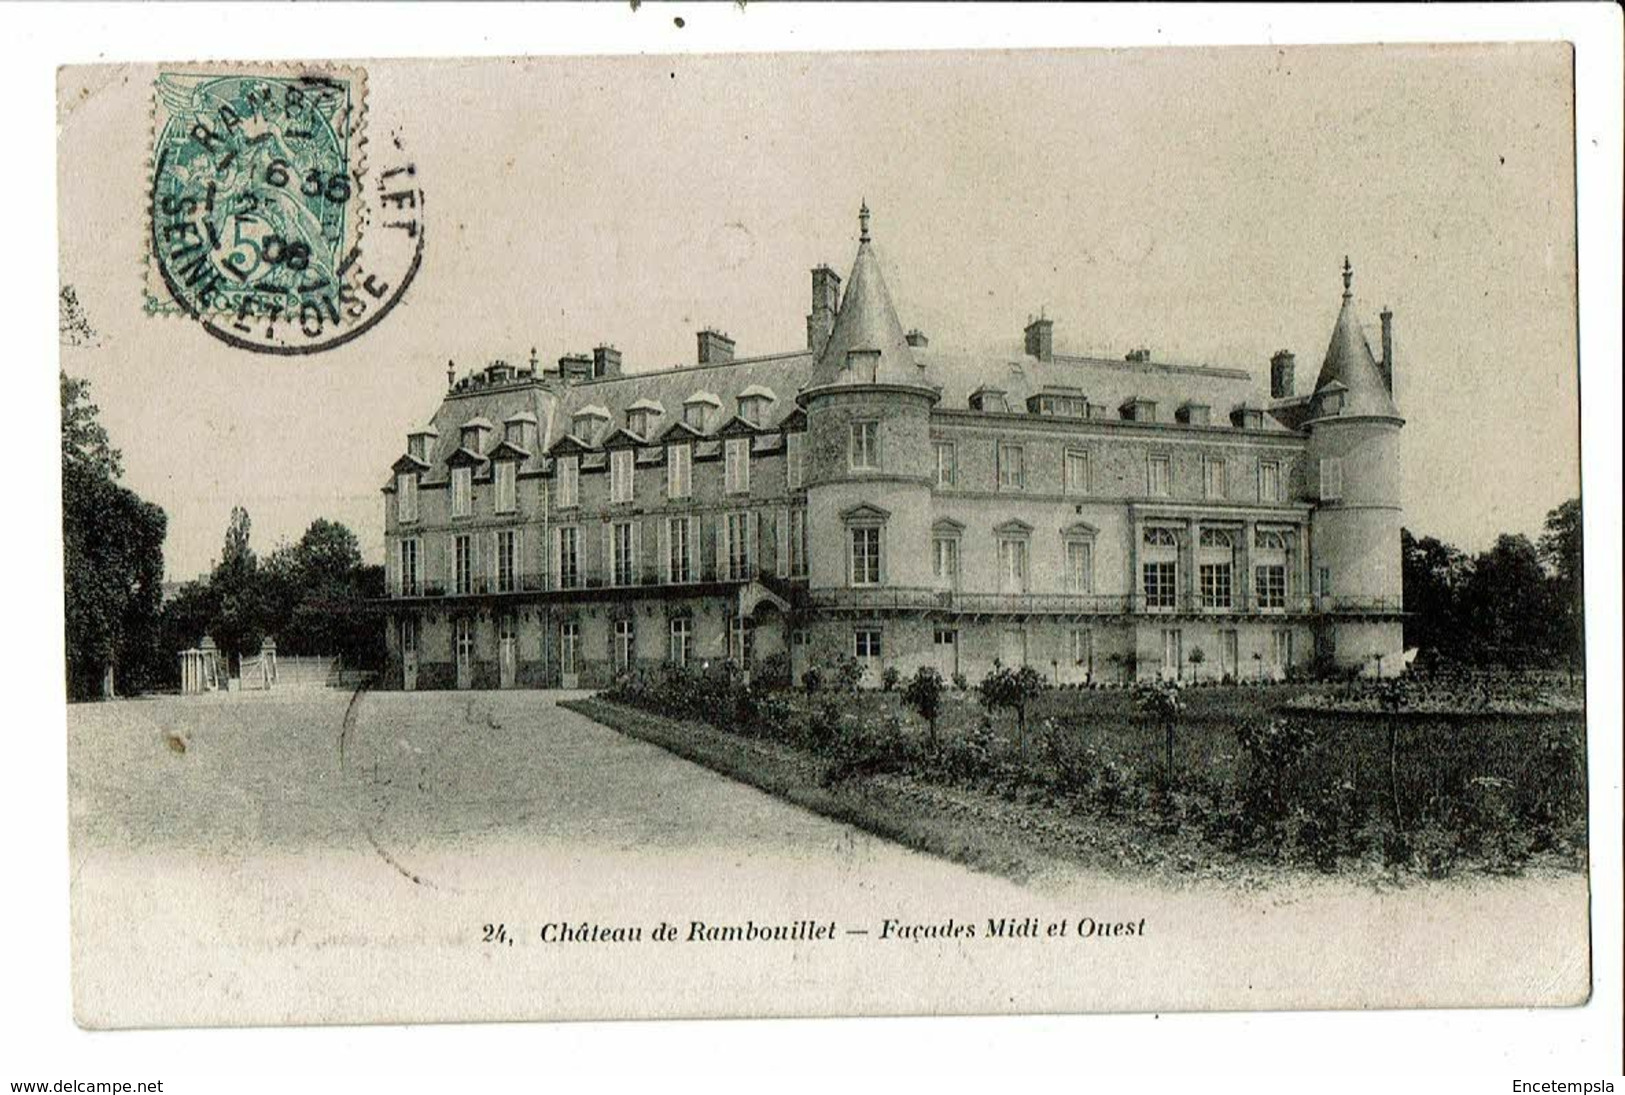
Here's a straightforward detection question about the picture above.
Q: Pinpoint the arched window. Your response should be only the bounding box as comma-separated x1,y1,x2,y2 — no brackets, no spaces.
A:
1144,527,1178,549
1198,529,1235,610
1141,527,1179,611
1254,530,1290,611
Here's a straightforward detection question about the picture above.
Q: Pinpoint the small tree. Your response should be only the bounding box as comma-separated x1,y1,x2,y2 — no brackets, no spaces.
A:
1187,645,1206,682
1135,678,1186,777
979,662,1048,758
902,665,946,748
880,665,901,692
1375,677,1407,832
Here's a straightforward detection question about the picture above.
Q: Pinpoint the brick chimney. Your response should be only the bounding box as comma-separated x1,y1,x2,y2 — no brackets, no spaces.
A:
806,265,841,352
1379,307,1394,393
1024,316,1053,362
558,353,593,382
697,328,735,365
905,329,929,348
1270,350,1296,399
592,345,622,379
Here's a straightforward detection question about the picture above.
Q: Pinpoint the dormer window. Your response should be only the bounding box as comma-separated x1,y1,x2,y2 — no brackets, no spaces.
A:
1176,403,1211,426
1028,390,1086,417
625,399,663,440
970,387,1009,414
570,406,610,446
407,428,436,462
736,385,777,426
1120,397,1157,423
683,391,722,433
1230,405,1266,429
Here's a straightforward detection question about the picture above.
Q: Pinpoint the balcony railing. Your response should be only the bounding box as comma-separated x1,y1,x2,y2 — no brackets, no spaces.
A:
802,588,1330,617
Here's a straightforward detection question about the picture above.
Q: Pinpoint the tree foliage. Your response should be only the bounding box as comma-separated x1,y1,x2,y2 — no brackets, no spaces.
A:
61,373,167,700
1401,498,1584,672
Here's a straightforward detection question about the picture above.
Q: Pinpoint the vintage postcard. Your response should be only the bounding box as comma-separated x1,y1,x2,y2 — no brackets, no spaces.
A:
58,45,1590,1028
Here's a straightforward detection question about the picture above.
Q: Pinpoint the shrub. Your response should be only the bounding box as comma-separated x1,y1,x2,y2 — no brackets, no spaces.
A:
823,713,920,785
880,666,901,692
757,651,791,690
832,654,865,693
979,662,1048,758
1134,679,1186,775
801,666,824,693
951,671,969,692
1234,717,1318,842
902,666,945,746
938,714,999,785
1041,718,1095,796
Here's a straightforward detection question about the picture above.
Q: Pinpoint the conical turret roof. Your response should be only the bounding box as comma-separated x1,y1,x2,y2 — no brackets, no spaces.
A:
1313,258,1400,419
807,203,931,392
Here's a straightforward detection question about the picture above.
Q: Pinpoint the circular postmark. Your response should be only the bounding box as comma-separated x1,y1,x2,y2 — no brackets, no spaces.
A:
147,68,424,354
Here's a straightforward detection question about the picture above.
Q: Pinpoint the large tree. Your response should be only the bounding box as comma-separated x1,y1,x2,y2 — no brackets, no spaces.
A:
1462,533,1555,668
61,373,167,699
209,505,263,672
1537,498,1584,671
1400,528,1474,664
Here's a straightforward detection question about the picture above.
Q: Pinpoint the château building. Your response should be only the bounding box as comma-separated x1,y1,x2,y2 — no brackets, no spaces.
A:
380,204,1405,690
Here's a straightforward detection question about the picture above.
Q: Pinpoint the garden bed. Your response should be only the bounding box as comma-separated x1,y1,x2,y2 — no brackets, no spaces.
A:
567,666,1588,886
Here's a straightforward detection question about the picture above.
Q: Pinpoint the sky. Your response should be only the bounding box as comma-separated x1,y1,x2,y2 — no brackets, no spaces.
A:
58,44,1579,580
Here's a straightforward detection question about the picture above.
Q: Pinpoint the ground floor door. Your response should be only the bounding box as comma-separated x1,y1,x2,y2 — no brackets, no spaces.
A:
401,617,418,692
498,614,518,689
455,618,475,690
933,627,959,678
1220,629,1239,681
1065,628,1093,685
854,627,882,686
1000,627,1026,668
1161,628,1182,681
560,622,580,689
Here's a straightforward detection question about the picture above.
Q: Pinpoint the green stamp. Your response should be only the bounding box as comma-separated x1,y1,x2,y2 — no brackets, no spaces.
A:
147,65,426,354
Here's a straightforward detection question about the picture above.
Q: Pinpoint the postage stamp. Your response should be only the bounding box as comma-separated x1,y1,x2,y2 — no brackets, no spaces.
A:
145,64,424,355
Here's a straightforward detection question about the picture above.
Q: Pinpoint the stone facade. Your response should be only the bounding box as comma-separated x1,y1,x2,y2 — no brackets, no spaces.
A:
379,211,1406,690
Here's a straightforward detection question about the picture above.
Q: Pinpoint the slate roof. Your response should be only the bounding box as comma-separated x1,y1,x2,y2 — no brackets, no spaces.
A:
1312,262,1401,419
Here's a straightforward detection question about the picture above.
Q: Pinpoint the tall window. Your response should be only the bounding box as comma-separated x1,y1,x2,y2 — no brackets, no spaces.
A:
669,617,692,667
1142,526,1178,610
997,443,1026,491
611,521,636,587
556,455,579,509
1064,449,1090,495
451,466,473,517
850,526,881,586
610,449,634,504
1205,457,1227,500
1064,539,1093,594
1070,629,1094,680
785,433,804,490
558,621,581,676
668,443,692,499
1147,454,1172,497
398,538,419,595
496,529,517,593
933,536,960,590
787,508,808,578
613,619,635,673
1255,530,1289,611
726,512,753,580
854,628,882,667
724,438,751,494
849,421,879,470
1271,628,1294,669
1198,529,1234,610
454,534,473,595
494,462,517,514
934,441,956,487
556,527,580,589
667,516,692,583
997,536,1029,594
1319,457,1343,500
396,473,419,523
1259,460,1282,503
